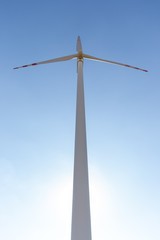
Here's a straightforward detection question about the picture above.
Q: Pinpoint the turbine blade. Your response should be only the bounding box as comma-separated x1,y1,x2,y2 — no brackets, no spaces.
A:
76,36,82,52
83,54,148,72
13,54,78,69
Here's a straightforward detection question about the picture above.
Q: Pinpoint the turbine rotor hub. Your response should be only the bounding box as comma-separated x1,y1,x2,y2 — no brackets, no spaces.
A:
78,50,83,62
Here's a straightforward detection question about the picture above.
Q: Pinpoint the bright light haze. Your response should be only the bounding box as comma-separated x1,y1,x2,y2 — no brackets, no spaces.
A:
0,1,160,240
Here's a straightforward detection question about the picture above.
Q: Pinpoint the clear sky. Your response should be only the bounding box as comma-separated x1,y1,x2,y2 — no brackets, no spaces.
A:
0,0,160,240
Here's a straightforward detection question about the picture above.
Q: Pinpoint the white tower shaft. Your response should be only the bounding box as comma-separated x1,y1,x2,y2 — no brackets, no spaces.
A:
71,59,92,240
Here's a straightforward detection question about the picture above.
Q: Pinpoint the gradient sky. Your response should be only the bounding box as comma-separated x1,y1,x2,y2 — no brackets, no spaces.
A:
0,0,160,240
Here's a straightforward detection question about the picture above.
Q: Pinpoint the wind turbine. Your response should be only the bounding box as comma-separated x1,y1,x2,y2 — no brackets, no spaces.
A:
14,36,148,240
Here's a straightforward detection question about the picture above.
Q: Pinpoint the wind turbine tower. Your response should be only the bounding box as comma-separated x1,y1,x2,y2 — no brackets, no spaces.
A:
71,37,92,240
14,36,147,240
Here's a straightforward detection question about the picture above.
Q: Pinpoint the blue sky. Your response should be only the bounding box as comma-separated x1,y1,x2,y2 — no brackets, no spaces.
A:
0,0,160,240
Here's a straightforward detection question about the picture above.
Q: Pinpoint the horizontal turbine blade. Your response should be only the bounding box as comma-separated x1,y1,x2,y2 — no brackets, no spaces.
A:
83,54,148,72
13,54,78,69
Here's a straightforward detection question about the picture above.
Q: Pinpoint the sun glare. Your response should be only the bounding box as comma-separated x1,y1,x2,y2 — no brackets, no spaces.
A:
44,167,113,240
